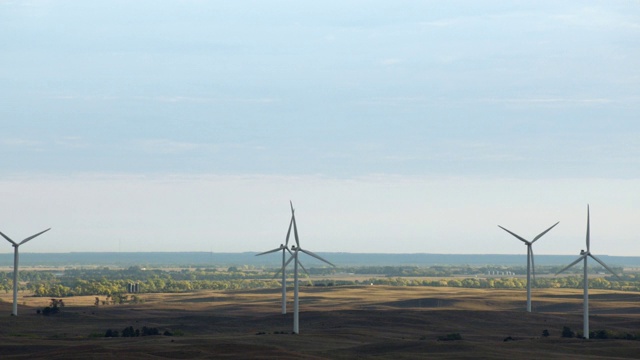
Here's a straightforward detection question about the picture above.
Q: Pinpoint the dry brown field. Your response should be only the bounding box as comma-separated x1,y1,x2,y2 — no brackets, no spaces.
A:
1,286,640,359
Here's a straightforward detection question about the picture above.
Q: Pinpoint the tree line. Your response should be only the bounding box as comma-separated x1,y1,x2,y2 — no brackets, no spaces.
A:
1,266,639,297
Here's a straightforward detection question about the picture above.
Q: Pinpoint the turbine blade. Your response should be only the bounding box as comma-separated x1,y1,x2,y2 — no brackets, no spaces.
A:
586,205,590,252
283,254,295,268
292,214,300,248
555,255,586,276
285,216,294,247
589,254,621,280
299,248,335,267
0,231,17,246
255,247,282,256
289,201,301,247
530,245,536,283
273,255,295,279
297,259,311,277
532,221,560,243
19,228,51,245
272,266,283,280
497,225,529,244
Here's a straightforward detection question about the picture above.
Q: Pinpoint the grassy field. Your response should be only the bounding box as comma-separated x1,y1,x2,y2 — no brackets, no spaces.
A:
1,286,640,359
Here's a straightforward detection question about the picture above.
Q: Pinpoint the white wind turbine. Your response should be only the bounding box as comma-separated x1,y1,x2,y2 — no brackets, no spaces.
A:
0,228,51,316
256,201,296,314
279,202,334,334
498,221,559,312
555,205,620,339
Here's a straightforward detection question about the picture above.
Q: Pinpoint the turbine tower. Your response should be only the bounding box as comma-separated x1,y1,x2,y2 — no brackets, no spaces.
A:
279,202,334,334
498,221,559,312
555,205,619,339
255,201,296,314
0,228,51,316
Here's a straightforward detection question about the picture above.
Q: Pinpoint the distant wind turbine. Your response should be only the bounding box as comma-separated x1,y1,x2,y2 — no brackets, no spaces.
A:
498,221,559,312
0,228,51,316
555,205,620,339
279,202,334,334
255,201,296,314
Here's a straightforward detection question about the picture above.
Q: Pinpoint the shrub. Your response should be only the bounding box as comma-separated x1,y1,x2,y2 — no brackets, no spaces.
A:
589,329,638,340
592,330,609,339
542,329,550,337
141,326,160,336
562,326,575,338
103,326,164,338
41,306,59,316
438,333,462,341
122,326,137,337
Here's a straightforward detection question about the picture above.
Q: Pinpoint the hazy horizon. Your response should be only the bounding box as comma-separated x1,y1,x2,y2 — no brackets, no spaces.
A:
1,1,639,255
3,251,640,268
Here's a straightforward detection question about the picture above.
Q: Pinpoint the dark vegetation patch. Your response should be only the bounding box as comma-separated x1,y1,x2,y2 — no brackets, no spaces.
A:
438,333,463,341
37,299,64,316
381,298,456,308
560,325,640,340
103,326,182,338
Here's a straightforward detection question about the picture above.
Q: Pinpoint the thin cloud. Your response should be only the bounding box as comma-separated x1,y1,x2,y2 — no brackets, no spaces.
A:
1,138,42,149
427,141,526,163
133,139,212,155
357,96,449,107
54,136,88,149
139,96,280,104
48,95,120,101
47,95,279,104
379,58,402,66
552,6,640,30
480,97,617,106
419,11,540,29
131,139,261,155
420,18,467,28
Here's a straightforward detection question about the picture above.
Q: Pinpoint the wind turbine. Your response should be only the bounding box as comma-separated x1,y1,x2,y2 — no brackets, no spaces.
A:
255,201,296,314
555,205,619,339
498,221,559,312
279,202,334,334
0,228,51,316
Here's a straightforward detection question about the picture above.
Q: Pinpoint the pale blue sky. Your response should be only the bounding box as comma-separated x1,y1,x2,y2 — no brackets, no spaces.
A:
1,1,639,256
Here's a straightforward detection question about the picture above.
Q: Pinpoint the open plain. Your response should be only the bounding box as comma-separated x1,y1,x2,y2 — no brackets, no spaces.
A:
1,286,640,359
